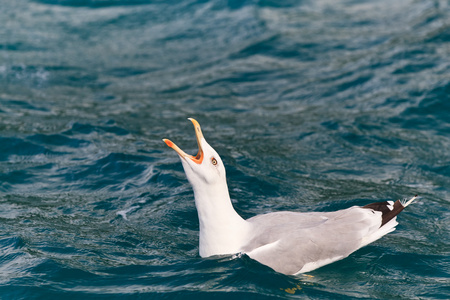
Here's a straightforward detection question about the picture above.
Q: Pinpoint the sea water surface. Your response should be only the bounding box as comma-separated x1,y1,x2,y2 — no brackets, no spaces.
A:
1,0,450,299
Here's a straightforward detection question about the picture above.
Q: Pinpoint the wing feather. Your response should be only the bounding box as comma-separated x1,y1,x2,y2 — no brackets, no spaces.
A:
243,206,385,275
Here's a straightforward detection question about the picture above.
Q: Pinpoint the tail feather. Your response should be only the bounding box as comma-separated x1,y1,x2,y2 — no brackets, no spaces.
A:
400,194,419,208
363,195,418,227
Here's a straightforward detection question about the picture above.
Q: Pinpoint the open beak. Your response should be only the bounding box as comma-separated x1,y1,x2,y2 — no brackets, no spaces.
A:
163,118,204,164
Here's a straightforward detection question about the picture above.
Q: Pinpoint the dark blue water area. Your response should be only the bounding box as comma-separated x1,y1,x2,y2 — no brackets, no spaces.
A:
1,0,450,299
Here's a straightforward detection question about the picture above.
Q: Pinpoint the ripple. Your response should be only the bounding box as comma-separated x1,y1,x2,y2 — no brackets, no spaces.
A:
63,122,130,137
34,0,154,7
1,0,450,298
0,137,60,162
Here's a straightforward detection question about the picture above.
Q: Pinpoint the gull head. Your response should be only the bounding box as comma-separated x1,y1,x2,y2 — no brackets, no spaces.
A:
163,118,226,187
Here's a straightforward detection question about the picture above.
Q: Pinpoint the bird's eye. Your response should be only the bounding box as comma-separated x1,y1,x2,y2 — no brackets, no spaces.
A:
211,157,218,165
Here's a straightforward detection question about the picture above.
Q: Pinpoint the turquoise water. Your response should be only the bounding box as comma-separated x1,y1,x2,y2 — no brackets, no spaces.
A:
1,0,450,298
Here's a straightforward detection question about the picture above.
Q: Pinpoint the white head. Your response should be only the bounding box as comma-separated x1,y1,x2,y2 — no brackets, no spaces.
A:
163,118,248,257
163,118,227,189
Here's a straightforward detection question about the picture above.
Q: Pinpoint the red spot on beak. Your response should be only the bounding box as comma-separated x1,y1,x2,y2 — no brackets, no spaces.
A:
163,139,174,148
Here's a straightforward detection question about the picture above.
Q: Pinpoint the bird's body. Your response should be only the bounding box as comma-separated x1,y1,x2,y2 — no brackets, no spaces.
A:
163,119,417,275
244,206,398,274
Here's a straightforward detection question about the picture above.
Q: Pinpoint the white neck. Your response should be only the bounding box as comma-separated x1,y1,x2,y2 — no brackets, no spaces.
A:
191,180,250,257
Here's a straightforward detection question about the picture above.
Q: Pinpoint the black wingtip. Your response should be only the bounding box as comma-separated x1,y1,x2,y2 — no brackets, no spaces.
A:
363,200,405,227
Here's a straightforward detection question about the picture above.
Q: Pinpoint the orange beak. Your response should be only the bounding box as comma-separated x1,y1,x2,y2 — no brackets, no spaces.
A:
163,118,204,164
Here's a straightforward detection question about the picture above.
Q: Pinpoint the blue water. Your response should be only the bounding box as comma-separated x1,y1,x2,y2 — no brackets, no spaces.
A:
1,0,449,298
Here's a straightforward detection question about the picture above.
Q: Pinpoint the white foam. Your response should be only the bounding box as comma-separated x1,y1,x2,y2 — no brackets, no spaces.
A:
116,206,139,220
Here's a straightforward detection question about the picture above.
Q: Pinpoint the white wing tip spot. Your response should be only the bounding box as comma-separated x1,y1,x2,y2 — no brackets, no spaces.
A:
387,201,394,211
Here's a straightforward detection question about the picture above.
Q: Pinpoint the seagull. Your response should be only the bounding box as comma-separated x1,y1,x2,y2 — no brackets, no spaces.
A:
163,118,418,275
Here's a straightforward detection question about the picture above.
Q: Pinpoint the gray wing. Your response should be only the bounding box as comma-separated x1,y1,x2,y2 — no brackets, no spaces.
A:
242,206,383,275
